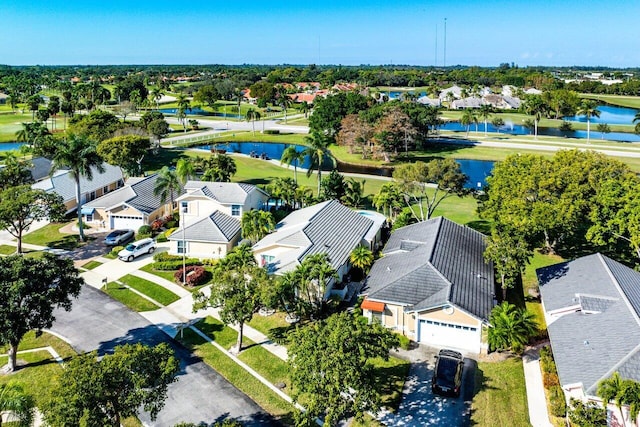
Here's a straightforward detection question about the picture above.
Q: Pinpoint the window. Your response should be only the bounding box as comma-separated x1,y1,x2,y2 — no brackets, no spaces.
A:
86,214,93,222
89,191,96,201
103,186,109,194
177,240,187,254
180,201,188,213
231,205,241,216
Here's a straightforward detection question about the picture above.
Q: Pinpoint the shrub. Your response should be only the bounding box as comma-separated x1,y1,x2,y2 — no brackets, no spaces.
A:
543,372,560,388
138,225,152,235
153,259,201,270
110,245,124,256
549,385,567,417
156,233,168,243
559,120,574,132
540,346,557,375
153,251,182,262
396,334,412,350
151,218,165,231
136,231,152,240
175,265,210,287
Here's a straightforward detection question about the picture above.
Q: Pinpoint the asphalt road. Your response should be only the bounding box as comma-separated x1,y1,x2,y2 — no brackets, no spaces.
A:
50,285,278,426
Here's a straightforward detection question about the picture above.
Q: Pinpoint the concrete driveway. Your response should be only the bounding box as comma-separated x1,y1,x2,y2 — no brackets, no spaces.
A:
50,285,277,426
379,352,475,427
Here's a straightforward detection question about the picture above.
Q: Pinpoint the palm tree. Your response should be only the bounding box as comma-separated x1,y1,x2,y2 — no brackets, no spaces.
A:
478,104,493,136
460,109,476,137
246,108,260,136
150,87,164,110
300,101,310,118
0,382,35,427
487,302,537,354
203,154,237,182
597,372,626,426
153,166,181,212
522,95,548,139
280,146,305,184
342,178,366,208
633,111,640,134
303,132,332,196
175,158,196,184
277,88,292,124
621,380,640,424
577,100,601,143
349,246,374,274
241,210,275,243
176,93,191,132
51,134,105,242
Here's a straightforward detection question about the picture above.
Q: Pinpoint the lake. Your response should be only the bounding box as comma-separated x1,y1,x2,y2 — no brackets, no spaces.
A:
197,142,494,188
0,142,26,151
566,104,639,125
159,108,243,119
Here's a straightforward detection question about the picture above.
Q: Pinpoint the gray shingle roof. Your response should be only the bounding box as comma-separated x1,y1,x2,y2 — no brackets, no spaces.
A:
33,163,123,203
538,253,640,396
83,173,181,214
252,200,376,274
182,181,267,204
169,210,240,243
29,157,54,182
365,217,494,321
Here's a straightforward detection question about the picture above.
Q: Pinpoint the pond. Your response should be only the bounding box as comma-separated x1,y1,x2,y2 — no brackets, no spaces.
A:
197,142,494,188
0,142,26,151
159,108,244,119
565,104,640,125
440,121,640,143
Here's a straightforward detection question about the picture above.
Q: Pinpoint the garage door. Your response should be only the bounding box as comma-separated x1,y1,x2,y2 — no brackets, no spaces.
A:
110,215,144,231
418,319,480,353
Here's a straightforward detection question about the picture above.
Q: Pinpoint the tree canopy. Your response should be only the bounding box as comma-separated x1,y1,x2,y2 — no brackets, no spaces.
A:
288,312,399,426
97,135,151,177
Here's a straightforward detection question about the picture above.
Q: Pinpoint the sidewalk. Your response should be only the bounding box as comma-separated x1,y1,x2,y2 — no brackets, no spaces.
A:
523,343,553,427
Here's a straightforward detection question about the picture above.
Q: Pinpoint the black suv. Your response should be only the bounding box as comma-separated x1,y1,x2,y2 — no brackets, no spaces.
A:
431,349,464,397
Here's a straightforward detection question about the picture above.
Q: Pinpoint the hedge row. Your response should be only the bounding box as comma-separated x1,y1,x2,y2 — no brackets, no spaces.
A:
174,265,210,287
152,259,202,271
540,346,566,417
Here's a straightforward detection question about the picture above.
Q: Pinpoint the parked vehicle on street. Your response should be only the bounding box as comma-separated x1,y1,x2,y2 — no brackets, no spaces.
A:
432,349,464,397
118,238,156,262
104,229,134,246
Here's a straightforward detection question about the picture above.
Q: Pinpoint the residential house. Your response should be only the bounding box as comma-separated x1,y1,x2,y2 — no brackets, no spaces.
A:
450,97,483,110
538,253,640,425
252,200,385,298
27,157,54,182
361,217,495,354
438,85,463,101
417,96,441,107
80,173,178,231
32,163,124,214
0,92,8,104
168,181,269,258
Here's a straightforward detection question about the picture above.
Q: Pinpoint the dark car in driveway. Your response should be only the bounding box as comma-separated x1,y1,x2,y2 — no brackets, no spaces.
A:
104,229,134,246
432,349,464,397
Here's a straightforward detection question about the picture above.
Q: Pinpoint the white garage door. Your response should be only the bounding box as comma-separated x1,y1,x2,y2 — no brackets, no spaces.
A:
418,319,480,353
110,215,144,231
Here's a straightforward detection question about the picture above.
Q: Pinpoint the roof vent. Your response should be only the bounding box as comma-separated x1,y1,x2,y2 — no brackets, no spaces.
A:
583,340,589,346
386,266,391,272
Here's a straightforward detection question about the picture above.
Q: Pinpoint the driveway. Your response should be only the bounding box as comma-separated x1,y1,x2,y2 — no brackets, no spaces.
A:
379,352,475,427
50,285,277,426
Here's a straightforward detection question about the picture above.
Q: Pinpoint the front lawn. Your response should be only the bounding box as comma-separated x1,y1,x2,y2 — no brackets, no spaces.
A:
471,357,529,426
22,221,83,250
119,274,180,306
139,263,179,282
0,244,17,255
81,260,103,270
102,283,160,312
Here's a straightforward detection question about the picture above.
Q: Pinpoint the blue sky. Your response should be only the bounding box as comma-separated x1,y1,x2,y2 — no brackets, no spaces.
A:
2,0,639,67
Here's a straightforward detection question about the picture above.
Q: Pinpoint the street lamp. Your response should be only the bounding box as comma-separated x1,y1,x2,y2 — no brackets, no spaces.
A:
182,204,187,285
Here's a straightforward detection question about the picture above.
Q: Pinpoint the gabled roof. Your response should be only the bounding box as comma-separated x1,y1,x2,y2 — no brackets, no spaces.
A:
83,173,179,214
365,217,494,321
28,157,54,182
252,200,376,275
538,253,640,396
32,163,123,203
169,210,240,243
180,181,268,205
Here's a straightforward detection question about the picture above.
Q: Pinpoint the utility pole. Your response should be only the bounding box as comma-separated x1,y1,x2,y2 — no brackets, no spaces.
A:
435,23,438,67
444,18,447,68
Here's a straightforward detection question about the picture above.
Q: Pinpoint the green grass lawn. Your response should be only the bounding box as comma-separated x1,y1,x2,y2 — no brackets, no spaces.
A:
471,357,529,427
247,312,291,337
0,111,32,142
119,274,180,306
581,93,640,109
139,263,179,282
102,283,160,312
0,244,18,255
22,221,83,250
81,260,103,270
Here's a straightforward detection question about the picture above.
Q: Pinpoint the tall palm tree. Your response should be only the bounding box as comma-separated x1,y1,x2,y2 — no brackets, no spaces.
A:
342,178,366,208
349,246,374,273
597,372,626,426
175,158,196,185
300,101,310,118
153,166,181,212
577,100,600,143
51,134,105,242
303,132,332,196
478,104,493,136
176,93,191,132
150,87,164,110
632,111,640,134
246,108,260,135
460,109,476,137
241,210,275,243
280,146,305,184
522,95,548,139
0,382,35,427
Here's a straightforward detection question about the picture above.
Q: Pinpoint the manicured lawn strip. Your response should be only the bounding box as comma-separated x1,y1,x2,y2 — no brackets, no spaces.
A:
139,263,180,283
81,260,103,270
0,244,17,255
247,312,291,337
0,111,32,142
0,330,76,360
120,274,180,305
238,340,292,390
581,93,640,109
521,251,565,335
102,283,159,312
22,221,82,250
369,356,411,411
471,358,529,427
179,323,296,424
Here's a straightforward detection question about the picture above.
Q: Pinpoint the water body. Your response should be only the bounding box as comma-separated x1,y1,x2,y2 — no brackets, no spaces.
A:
0,142,26,151
440,121,640,143
387,91,427,100
159,108,244,119
197,142,494,188
566,105,639,125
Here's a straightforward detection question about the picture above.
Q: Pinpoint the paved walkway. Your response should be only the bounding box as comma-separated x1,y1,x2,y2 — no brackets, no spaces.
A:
523,343,553,427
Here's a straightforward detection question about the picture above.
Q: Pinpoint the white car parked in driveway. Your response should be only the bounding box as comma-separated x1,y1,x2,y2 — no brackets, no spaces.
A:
118,238,156,262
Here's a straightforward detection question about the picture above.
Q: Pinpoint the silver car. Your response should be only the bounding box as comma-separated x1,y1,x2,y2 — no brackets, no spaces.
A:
118,238,156,262
104,229,134,246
